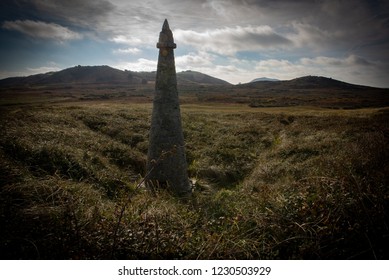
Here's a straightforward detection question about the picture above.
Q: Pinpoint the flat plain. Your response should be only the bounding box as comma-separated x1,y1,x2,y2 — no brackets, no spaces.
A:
1,83,388,259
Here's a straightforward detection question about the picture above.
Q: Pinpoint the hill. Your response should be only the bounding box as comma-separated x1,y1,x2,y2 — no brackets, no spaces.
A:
178,70,230,85
250,77,280,82
227,75,389,109
0,66,230,87
243,75,372,90
0,66,137,87
284,76,370,89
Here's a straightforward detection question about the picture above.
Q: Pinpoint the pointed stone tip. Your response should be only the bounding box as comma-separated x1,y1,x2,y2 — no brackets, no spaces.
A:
162,19,169,30
157,19,176,49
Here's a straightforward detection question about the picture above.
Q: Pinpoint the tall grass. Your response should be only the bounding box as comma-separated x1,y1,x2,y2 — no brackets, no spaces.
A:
0,103,388,259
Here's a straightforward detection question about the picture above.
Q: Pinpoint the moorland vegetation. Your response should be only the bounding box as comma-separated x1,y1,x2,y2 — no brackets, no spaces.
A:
1,99,388,259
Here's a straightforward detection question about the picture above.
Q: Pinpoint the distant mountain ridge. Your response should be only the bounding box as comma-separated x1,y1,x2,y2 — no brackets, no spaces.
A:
0,65,230,87
0,66,382,90
250,77,280,82
1,68,387,108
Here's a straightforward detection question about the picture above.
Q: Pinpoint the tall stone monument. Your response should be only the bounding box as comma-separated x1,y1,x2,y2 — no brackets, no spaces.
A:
146,19,191,197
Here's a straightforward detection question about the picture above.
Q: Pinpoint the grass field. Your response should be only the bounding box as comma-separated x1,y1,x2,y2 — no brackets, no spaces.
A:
1,99,388,259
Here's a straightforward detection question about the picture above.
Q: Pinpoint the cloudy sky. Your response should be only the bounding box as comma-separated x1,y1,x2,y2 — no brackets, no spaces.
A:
1,0,388,87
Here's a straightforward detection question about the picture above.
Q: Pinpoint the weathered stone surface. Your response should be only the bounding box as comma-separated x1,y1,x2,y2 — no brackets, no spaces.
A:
146,19,191,197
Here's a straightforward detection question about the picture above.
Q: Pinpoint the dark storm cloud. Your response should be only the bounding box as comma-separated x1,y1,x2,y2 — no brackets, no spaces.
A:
1,0,115,30
2,19,82,41
175,25,292,55
212,0,389,50
4,0,386,56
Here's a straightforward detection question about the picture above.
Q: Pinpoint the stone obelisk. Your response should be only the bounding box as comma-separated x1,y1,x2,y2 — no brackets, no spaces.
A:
146,19,191,197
